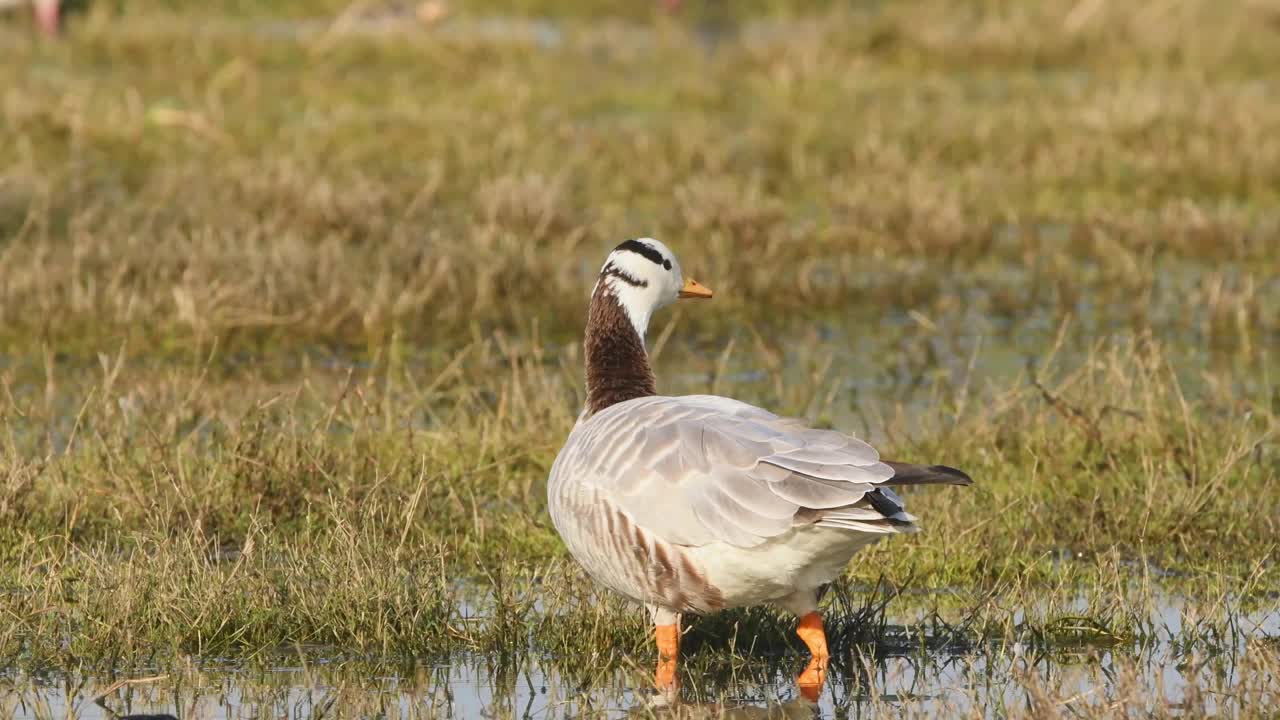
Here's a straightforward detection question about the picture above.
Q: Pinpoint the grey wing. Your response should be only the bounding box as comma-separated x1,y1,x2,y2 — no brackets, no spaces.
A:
564,395,917,548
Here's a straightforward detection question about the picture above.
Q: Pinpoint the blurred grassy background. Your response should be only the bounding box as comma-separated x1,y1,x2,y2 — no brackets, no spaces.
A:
0,0,1277,687
2,0,1276,357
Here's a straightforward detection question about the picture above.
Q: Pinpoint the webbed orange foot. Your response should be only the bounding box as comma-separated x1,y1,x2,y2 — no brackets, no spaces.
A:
795,611,829,702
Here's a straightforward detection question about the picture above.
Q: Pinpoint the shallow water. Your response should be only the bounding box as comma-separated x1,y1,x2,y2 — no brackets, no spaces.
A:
5,592,1277,719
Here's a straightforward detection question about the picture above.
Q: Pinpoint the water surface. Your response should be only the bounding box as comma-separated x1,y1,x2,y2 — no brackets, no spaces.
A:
6,591,1277,719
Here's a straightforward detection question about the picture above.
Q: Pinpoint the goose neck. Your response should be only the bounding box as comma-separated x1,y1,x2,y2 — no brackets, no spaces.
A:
583,288,657,416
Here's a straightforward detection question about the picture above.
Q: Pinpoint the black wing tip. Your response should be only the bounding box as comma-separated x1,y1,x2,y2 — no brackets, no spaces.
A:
883,460,975,486
927,464,974,486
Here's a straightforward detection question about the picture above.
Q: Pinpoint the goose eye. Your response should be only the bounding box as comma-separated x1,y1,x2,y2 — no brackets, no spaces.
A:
663,260,672,270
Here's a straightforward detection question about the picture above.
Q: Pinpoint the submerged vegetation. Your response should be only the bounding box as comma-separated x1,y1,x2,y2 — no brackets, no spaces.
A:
0,0,1277,716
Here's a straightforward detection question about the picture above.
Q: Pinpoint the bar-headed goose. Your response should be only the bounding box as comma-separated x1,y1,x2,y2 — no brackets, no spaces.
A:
547,238,972,698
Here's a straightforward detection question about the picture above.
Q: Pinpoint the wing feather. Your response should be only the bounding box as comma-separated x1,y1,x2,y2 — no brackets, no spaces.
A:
719,471,798,520
766,474,874,509
555,395,924,548
689,480,770,547
818,518,915,534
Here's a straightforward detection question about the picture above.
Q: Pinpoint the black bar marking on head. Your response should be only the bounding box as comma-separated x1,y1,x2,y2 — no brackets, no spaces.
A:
601,262,649,288
614,239,666,267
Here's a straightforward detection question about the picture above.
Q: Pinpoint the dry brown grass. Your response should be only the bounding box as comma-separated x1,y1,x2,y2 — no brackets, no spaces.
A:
1,0,1277,354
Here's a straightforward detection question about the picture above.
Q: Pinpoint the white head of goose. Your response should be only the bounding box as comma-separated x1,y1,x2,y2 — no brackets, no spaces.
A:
547,238,972,699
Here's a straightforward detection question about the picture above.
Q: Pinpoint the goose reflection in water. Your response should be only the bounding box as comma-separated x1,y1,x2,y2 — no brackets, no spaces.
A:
633,693,819,720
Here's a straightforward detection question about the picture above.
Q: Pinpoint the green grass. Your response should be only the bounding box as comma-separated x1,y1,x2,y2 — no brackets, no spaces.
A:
1,0,1278,716
1,333,1274,672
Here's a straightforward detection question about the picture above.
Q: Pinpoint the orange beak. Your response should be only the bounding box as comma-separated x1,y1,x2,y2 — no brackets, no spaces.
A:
678,278,713,299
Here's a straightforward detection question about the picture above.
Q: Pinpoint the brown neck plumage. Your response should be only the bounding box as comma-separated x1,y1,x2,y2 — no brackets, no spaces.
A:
583,286,656,416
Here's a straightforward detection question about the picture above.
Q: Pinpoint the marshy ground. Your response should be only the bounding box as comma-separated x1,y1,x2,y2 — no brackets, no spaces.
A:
1,0,1278,717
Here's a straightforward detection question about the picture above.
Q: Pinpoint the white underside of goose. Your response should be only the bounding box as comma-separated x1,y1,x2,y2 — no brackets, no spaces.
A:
689,528,884,613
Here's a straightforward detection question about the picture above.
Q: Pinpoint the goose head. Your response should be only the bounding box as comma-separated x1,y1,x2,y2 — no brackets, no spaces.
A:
591,238,713,340
582,239,712,416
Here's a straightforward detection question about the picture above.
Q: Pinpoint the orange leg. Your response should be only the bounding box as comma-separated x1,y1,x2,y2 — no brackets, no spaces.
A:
654,623,680,692
795,611,829,702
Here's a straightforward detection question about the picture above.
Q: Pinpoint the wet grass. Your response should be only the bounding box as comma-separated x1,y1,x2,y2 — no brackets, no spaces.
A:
0,334,1275,675
1,0,1279,716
